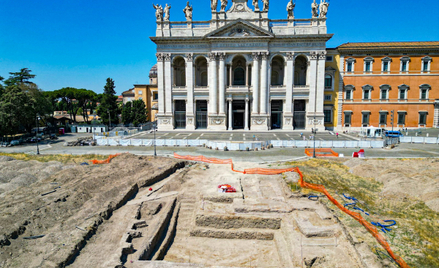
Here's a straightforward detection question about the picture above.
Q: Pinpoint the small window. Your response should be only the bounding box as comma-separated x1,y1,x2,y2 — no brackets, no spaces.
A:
365,62,371,72
139,97,143,100
363,89,370,100
379,113,387,125
346,58,356,73
423,61,429,72
380,84,390,100
153,93,158,100
138,90,143,95
381,57,392,72
326,56,333,62
419,84,431,100
419,112,427,125
324,95,332,101
325,74,333,89
397,112,406,125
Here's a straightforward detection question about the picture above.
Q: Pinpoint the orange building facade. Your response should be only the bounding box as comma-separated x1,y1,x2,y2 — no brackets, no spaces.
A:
337,42,439,130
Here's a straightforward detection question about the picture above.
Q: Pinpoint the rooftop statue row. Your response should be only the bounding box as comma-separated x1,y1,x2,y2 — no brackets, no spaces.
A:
153,0,328,22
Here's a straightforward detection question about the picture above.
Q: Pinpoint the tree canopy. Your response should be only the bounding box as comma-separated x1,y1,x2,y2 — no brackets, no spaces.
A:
97,78,119,126
121,100,148,126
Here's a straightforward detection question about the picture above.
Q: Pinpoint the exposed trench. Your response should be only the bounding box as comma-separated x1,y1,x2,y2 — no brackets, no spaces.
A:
62,161,186,267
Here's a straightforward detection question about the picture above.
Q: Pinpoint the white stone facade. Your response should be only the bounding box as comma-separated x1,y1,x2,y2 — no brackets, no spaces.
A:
151,0,332,131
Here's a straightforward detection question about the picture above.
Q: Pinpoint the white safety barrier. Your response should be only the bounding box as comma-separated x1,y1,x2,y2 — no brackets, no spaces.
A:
97,139,108,146
131,139,143,146
370,141,385,148
425,137,438,144
108,139,120,146
412,137,424,143
332,141,345,148
358,141,371,148
143,139,153,146
345,141,358,148
320,141,333,148
400,137,412,143
120,139,131,146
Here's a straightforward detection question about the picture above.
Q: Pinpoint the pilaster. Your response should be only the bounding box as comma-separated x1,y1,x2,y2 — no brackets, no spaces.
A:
208,53,218,116
306,51,324,131
218,53,226,115
283,52,294,130
251,52,260,115
164,53,172,116
337,56,345,130
186,53,196,130
260,52,269,115
434,101,439,128
156,53,173,131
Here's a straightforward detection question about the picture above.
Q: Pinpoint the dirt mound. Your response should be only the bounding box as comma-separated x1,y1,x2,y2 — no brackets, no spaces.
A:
0,156,15,162
0,153,183,268
348,158,439,212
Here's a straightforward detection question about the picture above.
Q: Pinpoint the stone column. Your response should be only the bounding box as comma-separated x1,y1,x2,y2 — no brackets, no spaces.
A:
156,53,165,115
308,52,318,121
245,64,249,86
228,99,233,130
283,52,294,130
316,51,326,120
164,53,172,116
251,52,260,115
229,65,232,86
307,51,325,131
337,56,345,130
186,53,195,130
245,96,249,130
218,53,226,115
208,53,218,115
260,52,269,115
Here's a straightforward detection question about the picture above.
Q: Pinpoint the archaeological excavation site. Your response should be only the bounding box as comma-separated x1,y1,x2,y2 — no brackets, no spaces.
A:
0,153,438,268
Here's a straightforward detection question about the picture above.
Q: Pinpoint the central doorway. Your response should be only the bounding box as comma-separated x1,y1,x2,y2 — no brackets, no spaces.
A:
196,100,207,129
271,100,283,129
174,100,186,129
232,100,245,129
293,100,306,129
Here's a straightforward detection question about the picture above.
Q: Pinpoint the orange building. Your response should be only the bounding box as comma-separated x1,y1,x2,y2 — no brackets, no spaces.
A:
133,65,158,122
337,42,439,130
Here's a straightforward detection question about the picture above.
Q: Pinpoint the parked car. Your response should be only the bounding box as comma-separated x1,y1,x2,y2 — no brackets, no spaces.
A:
10,140,21,146
29,137,42,143
50,134,58,140
1,141,10,147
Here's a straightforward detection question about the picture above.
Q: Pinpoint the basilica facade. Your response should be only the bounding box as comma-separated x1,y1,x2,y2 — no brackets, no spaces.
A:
151,0,332,131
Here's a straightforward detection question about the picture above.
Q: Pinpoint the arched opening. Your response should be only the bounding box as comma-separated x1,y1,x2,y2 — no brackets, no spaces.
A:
271,56,285,86
294,56,308,86
173,57,186,87
232,56,247,86
195,57,208,87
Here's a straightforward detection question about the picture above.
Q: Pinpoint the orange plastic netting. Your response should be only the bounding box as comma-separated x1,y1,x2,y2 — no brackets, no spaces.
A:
305,148,339,157
174,152,409,268
91,154,121,165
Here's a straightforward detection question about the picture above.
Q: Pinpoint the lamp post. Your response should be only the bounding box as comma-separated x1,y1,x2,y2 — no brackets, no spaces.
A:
36,115,40,155
153,121,157,157
107,110,111,132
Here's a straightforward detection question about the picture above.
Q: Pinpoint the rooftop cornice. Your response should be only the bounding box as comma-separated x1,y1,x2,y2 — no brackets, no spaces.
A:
151,34,333,43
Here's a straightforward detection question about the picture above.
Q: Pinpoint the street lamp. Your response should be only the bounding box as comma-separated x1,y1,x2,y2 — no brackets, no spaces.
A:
153,121,157,157
107,110,111,132
36,115,40,155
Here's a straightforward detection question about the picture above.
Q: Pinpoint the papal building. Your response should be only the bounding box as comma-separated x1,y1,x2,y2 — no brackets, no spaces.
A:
149,0,438,131
151,0,332,131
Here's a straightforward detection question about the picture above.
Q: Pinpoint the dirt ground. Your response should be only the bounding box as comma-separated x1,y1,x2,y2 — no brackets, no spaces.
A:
1,154,437,268
0,154,183,268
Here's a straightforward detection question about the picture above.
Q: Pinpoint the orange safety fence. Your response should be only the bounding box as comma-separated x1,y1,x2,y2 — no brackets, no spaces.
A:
305,148,339,157
174,152,409,268
91,153,121,165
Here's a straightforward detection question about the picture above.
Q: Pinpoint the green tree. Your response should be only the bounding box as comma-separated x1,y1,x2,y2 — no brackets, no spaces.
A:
132,100,147,126
97,78,119,127
76,89,97,124
4,68,36,87
53,87,80,122
121,101,133,125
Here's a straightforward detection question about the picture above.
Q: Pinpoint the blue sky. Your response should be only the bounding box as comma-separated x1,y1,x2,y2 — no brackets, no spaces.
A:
1,0,438,95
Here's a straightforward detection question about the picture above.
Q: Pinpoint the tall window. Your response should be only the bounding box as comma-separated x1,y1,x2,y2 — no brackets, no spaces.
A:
422,56,432,72
398,84,409,100
294,56,308,85
364,57,374,72
344,112,352,126
195,57,208,87
346,58,355,73
419,112,427,125
173,57,186,87
362,112,370,126
345,85,354,100
400,56,410,72
324,109,332,123
382,57,392,72
397,112,406,125
346,90,352,100
379,112,387,125
271,56,285,86
380,85,390,100
325,74,333,89
362,85,373,100
420,84,431,100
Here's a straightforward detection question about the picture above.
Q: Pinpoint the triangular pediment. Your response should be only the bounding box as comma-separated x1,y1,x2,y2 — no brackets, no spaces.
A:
205,20,274,39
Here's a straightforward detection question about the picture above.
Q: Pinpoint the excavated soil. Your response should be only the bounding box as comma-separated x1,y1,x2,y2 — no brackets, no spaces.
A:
0,154,183,268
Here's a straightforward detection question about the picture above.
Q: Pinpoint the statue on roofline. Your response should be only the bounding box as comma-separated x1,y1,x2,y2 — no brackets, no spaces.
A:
253,0,259,11
164,4,171,21
287,0,295,19
211,0,218,12
319,0,329,18
262,0,269,11
311,0,318,18
183,1,193,21
153,4,163,21
220,0,228,12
